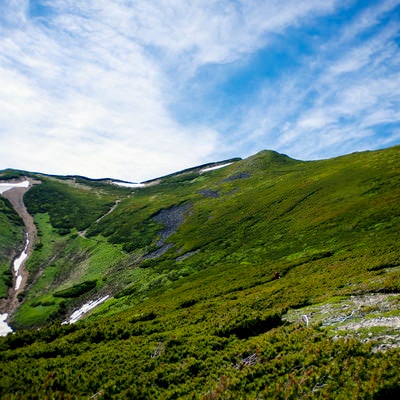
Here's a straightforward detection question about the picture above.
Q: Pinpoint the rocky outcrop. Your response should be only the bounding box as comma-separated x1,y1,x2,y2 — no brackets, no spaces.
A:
143,203,192,260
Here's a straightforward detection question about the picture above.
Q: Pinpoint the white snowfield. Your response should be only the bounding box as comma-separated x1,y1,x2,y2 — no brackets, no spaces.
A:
63,295,110,324
13,234,29,291
199,163,233,174
112,181,145,188
0,314,13,336
0,180,29,194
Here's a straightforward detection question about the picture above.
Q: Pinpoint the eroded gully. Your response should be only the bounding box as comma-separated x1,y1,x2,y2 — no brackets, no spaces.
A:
0,179,37,335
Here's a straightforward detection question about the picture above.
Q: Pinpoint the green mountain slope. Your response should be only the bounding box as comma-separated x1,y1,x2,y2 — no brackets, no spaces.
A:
0,146,399,398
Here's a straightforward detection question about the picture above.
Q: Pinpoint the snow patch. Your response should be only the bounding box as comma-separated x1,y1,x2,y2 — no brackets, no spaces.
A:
0,313,13,336
0,180,29,194
15,275,23,291
63,295,110,324
13,233,29,290
112,181,145,188
199,163,233,174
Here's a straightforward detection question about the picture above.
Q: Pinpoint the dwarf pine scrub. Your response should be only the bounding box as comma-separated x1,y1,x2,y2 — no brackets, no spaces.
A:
1,146,400,398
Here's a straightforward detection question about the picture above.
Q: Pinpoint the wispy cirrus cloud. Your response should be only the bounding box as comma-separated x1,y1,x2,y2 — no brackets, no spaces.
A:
226,0,400,160
0,0,399,180
1,0,224,180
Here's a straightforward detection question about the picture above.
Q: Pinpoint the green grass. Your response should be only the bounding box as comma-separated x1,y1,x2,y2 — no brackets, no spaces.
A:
14,146,400,325
13,213,130,327
24,175,124,233
1,146,400,398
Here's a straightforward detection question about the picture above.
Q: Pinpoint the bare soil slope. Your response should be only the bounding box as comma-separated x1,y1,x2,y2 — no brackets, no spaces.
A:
0,179,37,316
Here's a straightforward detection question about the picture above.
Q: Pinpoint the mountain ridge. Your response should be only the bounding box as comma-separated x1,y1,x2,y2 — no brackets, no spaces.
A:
0,155,244,186
0,145,399,398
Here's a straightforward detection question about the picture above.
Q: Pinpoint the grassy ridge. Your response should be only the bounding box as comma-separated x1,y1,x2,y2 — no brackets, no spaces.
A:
5,147,400,326
24,176,124,234
0,146,399,397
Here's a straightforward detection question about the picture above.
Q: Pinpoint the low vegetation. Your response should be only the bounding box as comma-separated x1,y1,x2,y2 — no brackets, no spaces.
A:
0,146,399,398
24,176,121,234
53,280,97,298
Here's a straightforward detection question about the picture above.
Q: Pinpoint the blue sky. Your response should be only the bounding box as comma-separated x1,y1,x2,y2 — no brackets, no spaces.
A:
0,0,399,182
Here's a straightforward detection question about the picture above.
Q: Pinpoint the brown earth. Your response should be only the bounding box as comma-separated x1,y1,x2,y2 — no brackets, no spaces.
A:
0,178,39,318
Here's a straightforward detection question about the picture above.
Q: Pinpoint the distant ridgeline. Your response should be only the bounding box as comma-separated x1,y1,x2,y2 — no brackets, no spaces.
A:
0,146,399,398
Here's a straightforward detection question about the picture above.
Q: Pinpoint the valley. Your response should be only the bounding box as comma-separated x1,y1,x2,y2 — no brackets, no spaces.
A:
0,179,37,334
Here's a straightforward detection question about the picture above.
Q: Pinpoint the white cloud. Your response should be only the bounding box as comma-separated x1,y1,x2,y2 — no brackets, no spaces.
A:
0,0,399,181
122,0,341,70
0,0,345,180
339,0,400,42
0,0,227,180
230,0,400,161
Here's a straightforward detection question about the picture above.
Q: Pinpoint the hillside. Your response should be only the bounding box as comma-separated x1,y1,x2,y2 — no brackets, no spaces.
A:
0,146,399,398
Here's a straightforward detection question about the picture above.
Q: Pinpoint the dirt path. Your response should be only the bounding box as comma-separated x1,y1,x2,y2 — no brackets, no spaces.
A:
0,178,38,317
79,199,121,238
